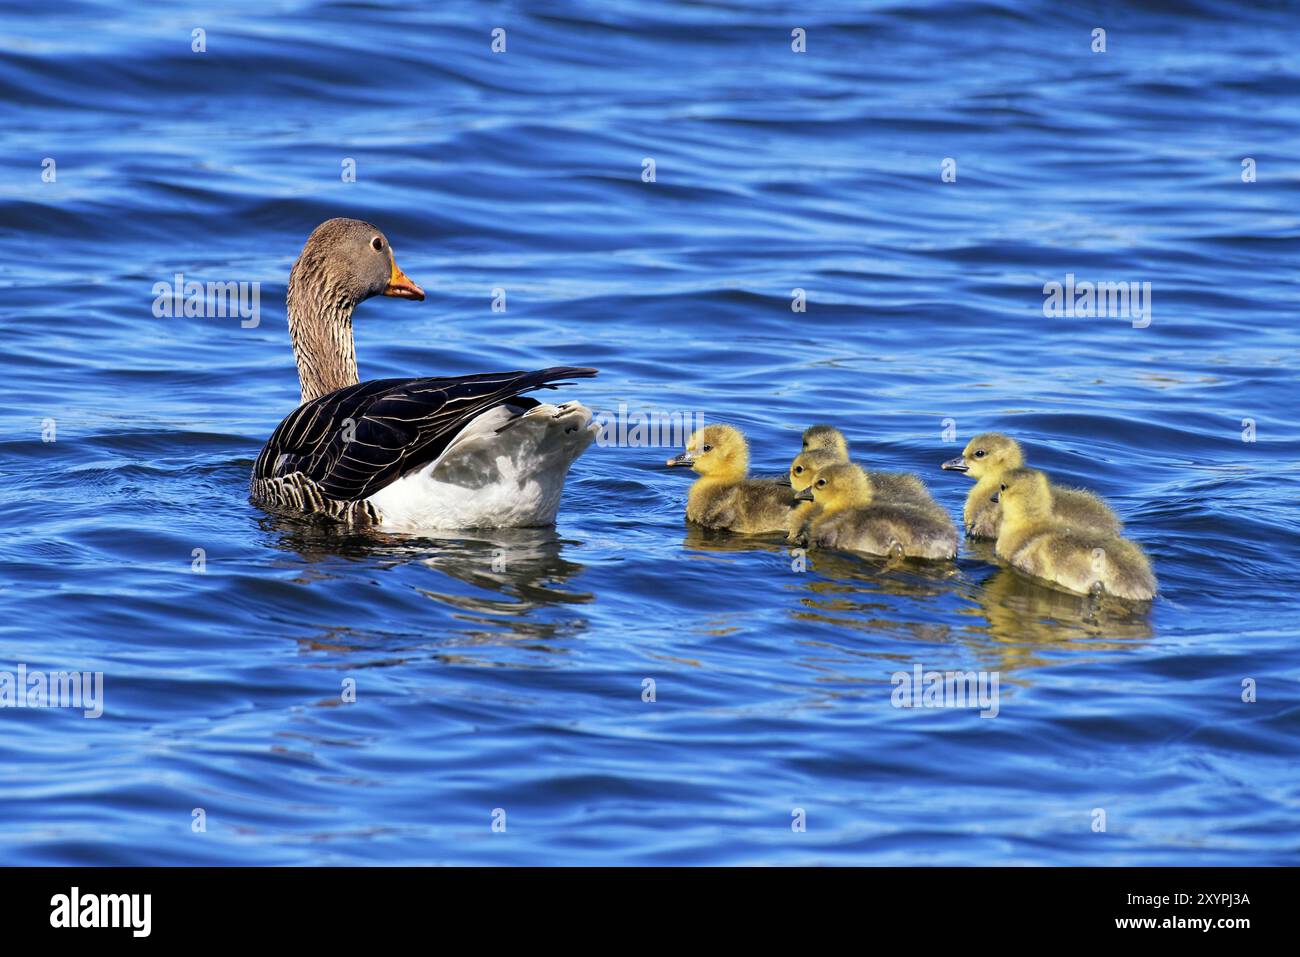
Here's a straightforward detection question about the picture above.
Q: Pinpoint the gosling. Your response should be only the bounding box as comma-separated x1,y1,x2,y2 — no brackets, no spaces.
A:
798,423,938,513
994,468,1156,600
666,424,796,534
942,432,1121,538
788,448,947,540
787,448,841,539
795,462,958,560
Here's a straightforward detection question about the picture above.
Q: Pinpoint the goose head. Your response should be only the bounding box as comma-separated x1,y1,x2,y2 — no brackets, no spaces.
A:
286,218,425,404
942,432,1023,480
990,467,1053,525
666,424,749,480
801,424,849,460
290,218,424,307
789,448,841,492
795,461,872,513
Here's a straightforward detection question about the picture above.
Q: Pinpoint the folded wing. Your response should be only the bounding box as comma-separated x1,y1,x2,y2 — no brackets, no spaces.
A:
252,367,598,509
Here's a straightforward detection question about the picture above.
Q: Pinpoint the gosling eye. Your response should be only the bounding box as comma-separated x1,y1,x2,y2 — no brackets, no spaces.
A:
702,444,712,453
1000,483,1007,491
816,478,827,488
371,236,384,251
794,466,804,475
974,449,986,458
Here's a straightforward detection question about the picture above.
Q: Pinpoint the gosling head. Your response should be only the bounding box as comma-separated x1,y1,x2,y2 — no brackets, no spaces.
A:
789,448,842,492
942,432,1023,480
990,467,1053,523
290,218,425,309
801,424,849,461
794,462,872,512
666,424,749,479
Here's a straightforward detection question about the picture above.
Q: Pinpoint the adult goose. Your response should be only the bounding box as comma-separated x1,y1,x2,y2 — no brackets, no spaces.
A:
251,218,598,529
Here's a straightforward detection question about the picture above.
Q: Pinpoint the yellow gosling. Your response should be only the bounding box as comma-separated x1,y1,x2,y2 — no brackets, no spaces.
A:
790,448,843,492
796,462,958,560
786,448,840,539
941,432,1122,538
666,424,795,534
801,424,849,460
788,452,949,542
993,468,1156,600
803,424,944,521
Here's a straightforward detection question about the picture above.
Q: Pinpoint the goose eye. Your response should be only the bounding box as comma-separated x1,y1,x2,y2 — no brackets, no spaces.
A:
702,444,712,452
794,466,804,474
1000,483,1007,491
816,479,826,488
974,450,986,458
371,237,384,251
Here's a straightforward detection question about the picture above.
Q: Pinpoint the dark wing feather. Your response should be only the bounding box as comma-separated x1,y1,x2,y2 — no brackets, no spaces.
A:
254,367,597,503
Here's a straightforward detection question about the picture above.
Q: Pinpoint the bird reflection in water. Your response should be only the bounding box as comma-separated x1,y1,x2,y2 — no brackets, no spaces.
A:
787,546,963,646
258,514,593,654
786,532,1153,676
967,566,1153,666
679,525,1153,679
680,524,961,643
680,523,790,558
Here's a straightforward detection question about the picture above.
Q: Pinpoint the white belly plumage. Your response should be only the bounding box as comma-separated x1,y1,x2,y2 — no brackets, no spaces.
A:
365,401,598,530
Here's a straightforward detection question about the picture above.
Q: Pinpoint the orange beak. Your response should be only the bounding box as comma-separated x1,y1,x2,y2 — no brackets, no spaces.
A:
383,253,425,301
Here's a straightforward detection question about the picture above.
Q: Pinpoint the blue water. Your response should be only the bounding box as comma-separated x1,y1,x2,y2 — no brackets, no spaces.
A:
1,0,1298,865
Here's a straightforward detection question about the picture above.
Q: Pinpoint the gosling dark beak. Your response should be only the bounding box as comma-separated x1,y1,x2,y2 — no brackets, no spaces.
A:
942,455,969,473
990,490,1001,503
666,451,695,467
383,255,425,301
794,488,815,502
